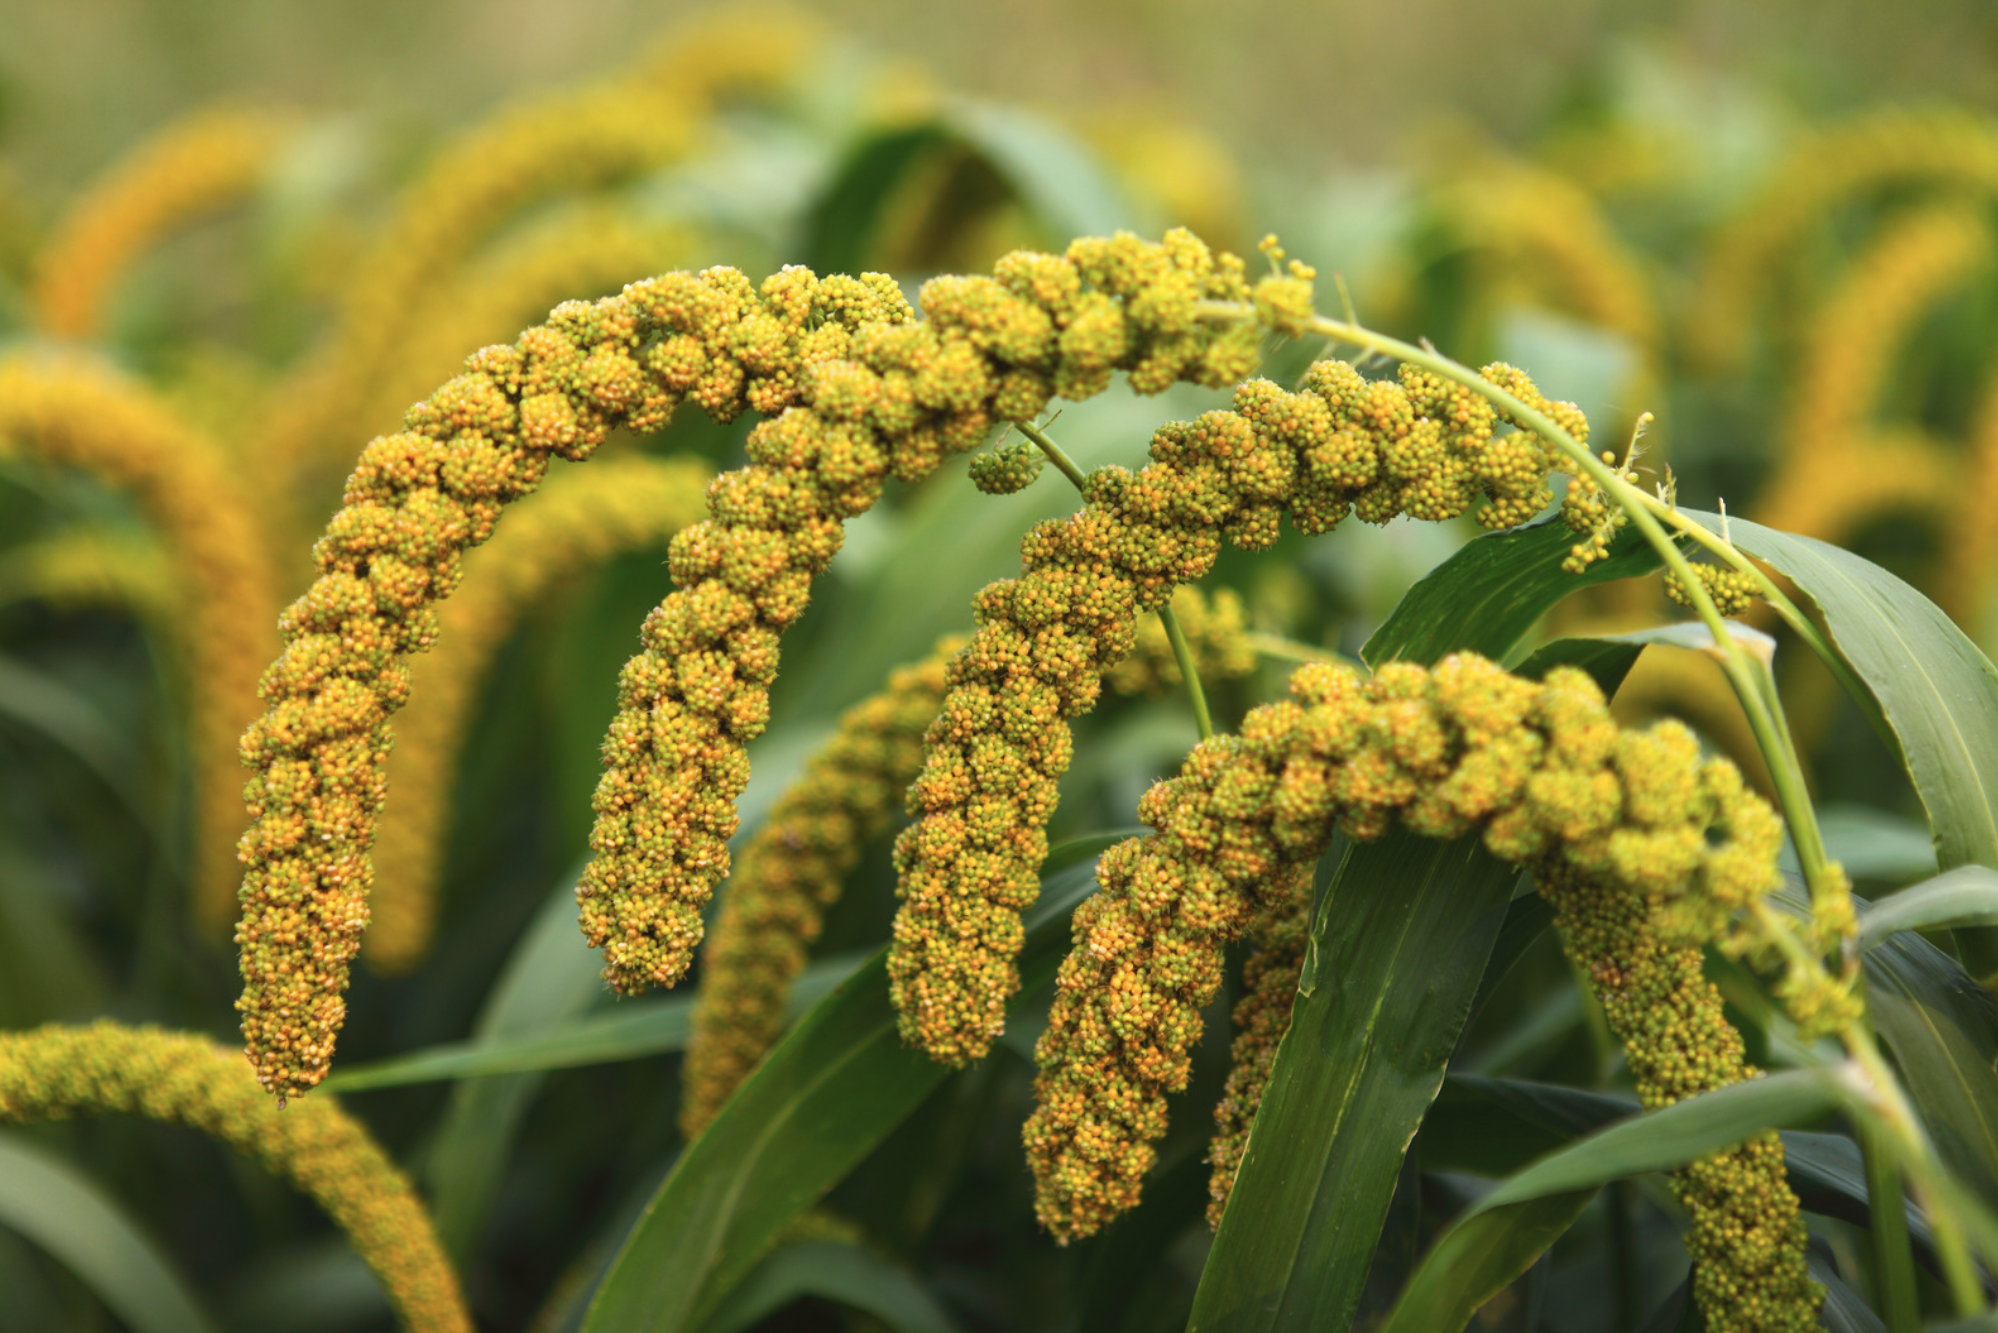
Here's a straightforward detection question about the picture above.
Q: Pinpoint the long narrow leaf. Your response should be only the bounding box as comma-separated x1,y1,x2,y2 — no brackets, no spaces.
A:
1189,518,1650,1332
1688,511,1998,972
1361,514,1663,667
696,1240,961,1333
0,1131,220,1333
580,858,1102,1333
1377,1070,1842,1333
0,651,153,828
426,862,606,1259
1811,1251,1889,1333
326,954,862,1091
1858,865,1998,952
802,102,1130,275
1865,924,1998,1210
1426,1077,1942,1271
1185,833,1519,1331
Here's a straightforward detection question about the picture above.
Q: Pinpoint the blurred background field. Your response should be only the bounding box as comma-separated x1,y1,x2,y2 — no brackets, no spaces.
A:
4,2,1998,1330
5,0,1998,188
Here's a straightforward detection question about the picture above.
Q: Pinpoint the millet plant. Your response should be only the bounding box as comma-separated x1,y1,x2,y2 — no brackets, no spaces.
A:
5,21,1998,1333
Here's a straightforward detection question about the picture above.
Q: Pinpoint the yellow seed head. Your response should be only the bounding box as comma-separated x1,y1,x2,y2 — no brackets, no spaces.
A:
0,1022,470,1333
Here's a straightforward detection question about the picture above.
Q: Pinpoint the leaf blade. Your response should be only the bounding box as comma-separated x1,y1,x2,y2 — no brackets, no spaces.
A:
1858,865,1998,952
1378,1070,1842,1333
325,955,863,1091
1361,514,1663,668
1190,521,1654,1332
580,858,1101,1333
696,1240,961,1333
1686,511,1998,971
1185,833,1520,1331
0,1131,221,1333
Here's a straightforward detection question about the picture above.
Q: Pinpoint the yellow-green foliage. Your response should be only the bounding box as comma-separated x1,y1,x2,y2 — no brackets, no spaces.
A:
1696,106,1998,371
263,10,813,485
31,105,289,340
0,526,178,626
1755,205,1987,542
1023,654,1817,1328
1204,897,1308,1229
889,351,1588,1067
1440,152,1661,362
1944,378,1998,624
366,454,712,972
0,357,280,930
0,1022,470,1333
680,589,1259,1138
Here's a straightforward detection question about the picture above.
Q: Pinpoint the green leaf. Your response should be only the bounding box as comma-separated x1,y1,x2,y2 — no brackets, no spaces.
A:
0,1131,220,1333
1187,524,1652,1332
1782,1129,1940,1272
1811,804,1938,883
325,954,863,1091
1468,894,1556,1022
696,1240,961,1333
1379,1188,1598,1333
1686,511,1998,973
1865,920,1998,1211
1361,513,1665,668
0,836,110,1027
1586,618,1777,659
425,861,607,1260
802,101,1130,275
1423,1076,1634,1177
1426,1077,1943,1272
0,651,153,830
1376,1069,1842,1333
801,124,941,275
1510,634,1647,691
223,1241,390,1333
1185,833,1520,1332
1811,1251,1889,1333
1859,865,1998,952
580,856,1103,1333
1634,1276,1697,1333
944,100,1133,240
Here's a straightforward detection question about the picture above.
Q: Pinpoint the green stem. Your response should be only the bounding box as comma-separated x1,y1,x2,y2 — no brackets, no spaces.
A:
1012,419,1091,492
1859,1111,1922,1332
1634,495,1895,756
1158,603,1215,742
1014,415,1215,741
1845,1026,1990,1314
1243,630,1360,670
1736,649,1838,925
